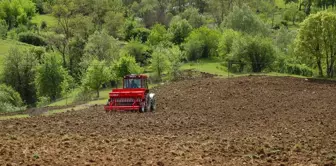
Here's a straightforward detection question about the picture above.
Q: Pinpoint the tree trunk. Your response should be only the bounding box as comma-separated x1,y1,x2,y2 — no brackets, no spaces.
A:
97,89,100,98
305,0,312,15
317,58,323,77
328,59,335,78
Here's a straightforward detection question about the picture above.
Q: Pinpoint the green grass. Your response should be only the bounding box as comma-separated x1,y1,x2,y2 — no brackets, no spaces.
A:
181,59,228,76
0,114,30,120
31,14,58,28
0,39,31,56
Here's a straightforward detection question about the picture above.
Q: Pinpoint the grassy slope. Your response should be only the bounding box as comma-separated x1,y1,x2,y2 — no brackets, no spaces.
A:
31,14,58,28
181,59,228,76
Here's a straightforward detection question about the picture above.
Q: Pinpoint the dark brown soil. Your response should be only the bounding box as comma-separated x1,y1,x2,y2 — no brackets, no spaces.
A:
1,76,336,166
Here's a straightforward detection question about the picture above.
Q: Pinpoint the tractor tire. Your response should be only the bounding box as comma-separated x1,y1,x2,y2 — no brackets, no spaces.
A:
139,104,145,113
146,101,151,112
150,99,156,112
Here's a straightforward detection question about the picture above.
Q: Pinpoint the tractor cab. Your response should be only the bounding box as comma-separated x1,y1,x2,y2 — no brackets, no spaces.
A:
123,74,148,89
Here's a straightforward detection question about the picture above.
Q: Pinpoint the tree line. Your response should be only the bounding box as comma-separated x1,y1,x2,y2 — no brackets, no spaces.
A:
0,0,336,111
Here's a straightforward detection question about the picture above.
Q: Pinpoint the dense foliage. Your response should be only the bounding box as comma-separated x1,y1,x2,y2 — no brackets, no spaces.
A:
0,84,25,112
1,0,336,109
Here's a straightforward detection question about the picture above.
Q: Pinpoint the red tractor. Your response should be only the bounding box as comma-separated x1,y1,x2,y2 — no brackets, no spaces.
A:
104,74,156,112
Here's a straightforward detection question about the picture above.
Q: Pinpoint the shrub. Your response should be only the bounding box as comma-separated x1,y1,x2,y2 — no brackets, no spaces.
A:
36,96,50,107
285,64,313,76
121,39,150,65
40,21,47,30
0,84,25,112
0,20,8,39
229,35,276,73
168,16,193,44
114,54,143,78
18,32,47,46
184,27,220,61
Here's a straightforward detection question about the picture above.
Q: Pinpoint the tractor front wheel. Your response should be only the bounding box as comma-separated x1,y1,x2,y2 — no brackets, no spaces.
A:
140,104,145,113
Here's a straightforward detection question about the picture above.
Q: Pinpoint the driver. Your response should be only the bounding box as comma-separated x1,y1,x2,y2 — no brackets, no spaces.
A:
131,80,138,88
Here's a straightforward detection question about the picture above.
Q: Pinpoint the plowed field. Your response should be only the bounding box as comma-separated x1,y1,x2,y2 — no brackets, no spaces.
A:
1,76,336,166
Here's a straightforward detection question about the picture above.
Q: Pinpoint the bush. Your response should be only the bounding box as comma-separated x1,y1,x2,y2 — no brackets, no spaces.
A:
218,29,241,58
284,64,313,76
114,54,143,79
0,84,25,113
40,21,47,30
147,24,171,46
0,20,8,39
7,29,18,40
121,39,150,65
81,60,111,98
18,32,47,46
150,46,170,81
184,27,220,61
73,87,95,103
35,53,72,101
36,96,50,107
181,7,207,28
7,25,29,40
131,28,150,43
229,35,276,73
168,16,193,44
224,5,269,36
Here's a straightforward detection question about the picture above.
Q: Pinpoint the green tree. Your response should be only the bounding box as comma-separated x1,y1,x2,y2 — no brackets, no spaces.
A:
150,46,170,81
147,23,171,46
114,54,143,78
230,35,276,73
103,11,125,38
121,39,150,65
184,27,221,60
283,2,306,25
0,20,8,39
2,47,38,105
52,0,75,40
207,0,232,25
224,5,269,36
218,29,241,58
83,30,121,68
70,14,94,41
0,0,36,29
0,84,25,112
181,7,207,28
275,27,296,53
167,45,184,80
122,17,150,42
295,11,336,77
168,16,192,44
82,60,111,98
68,36,86,80
35,53,72,101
